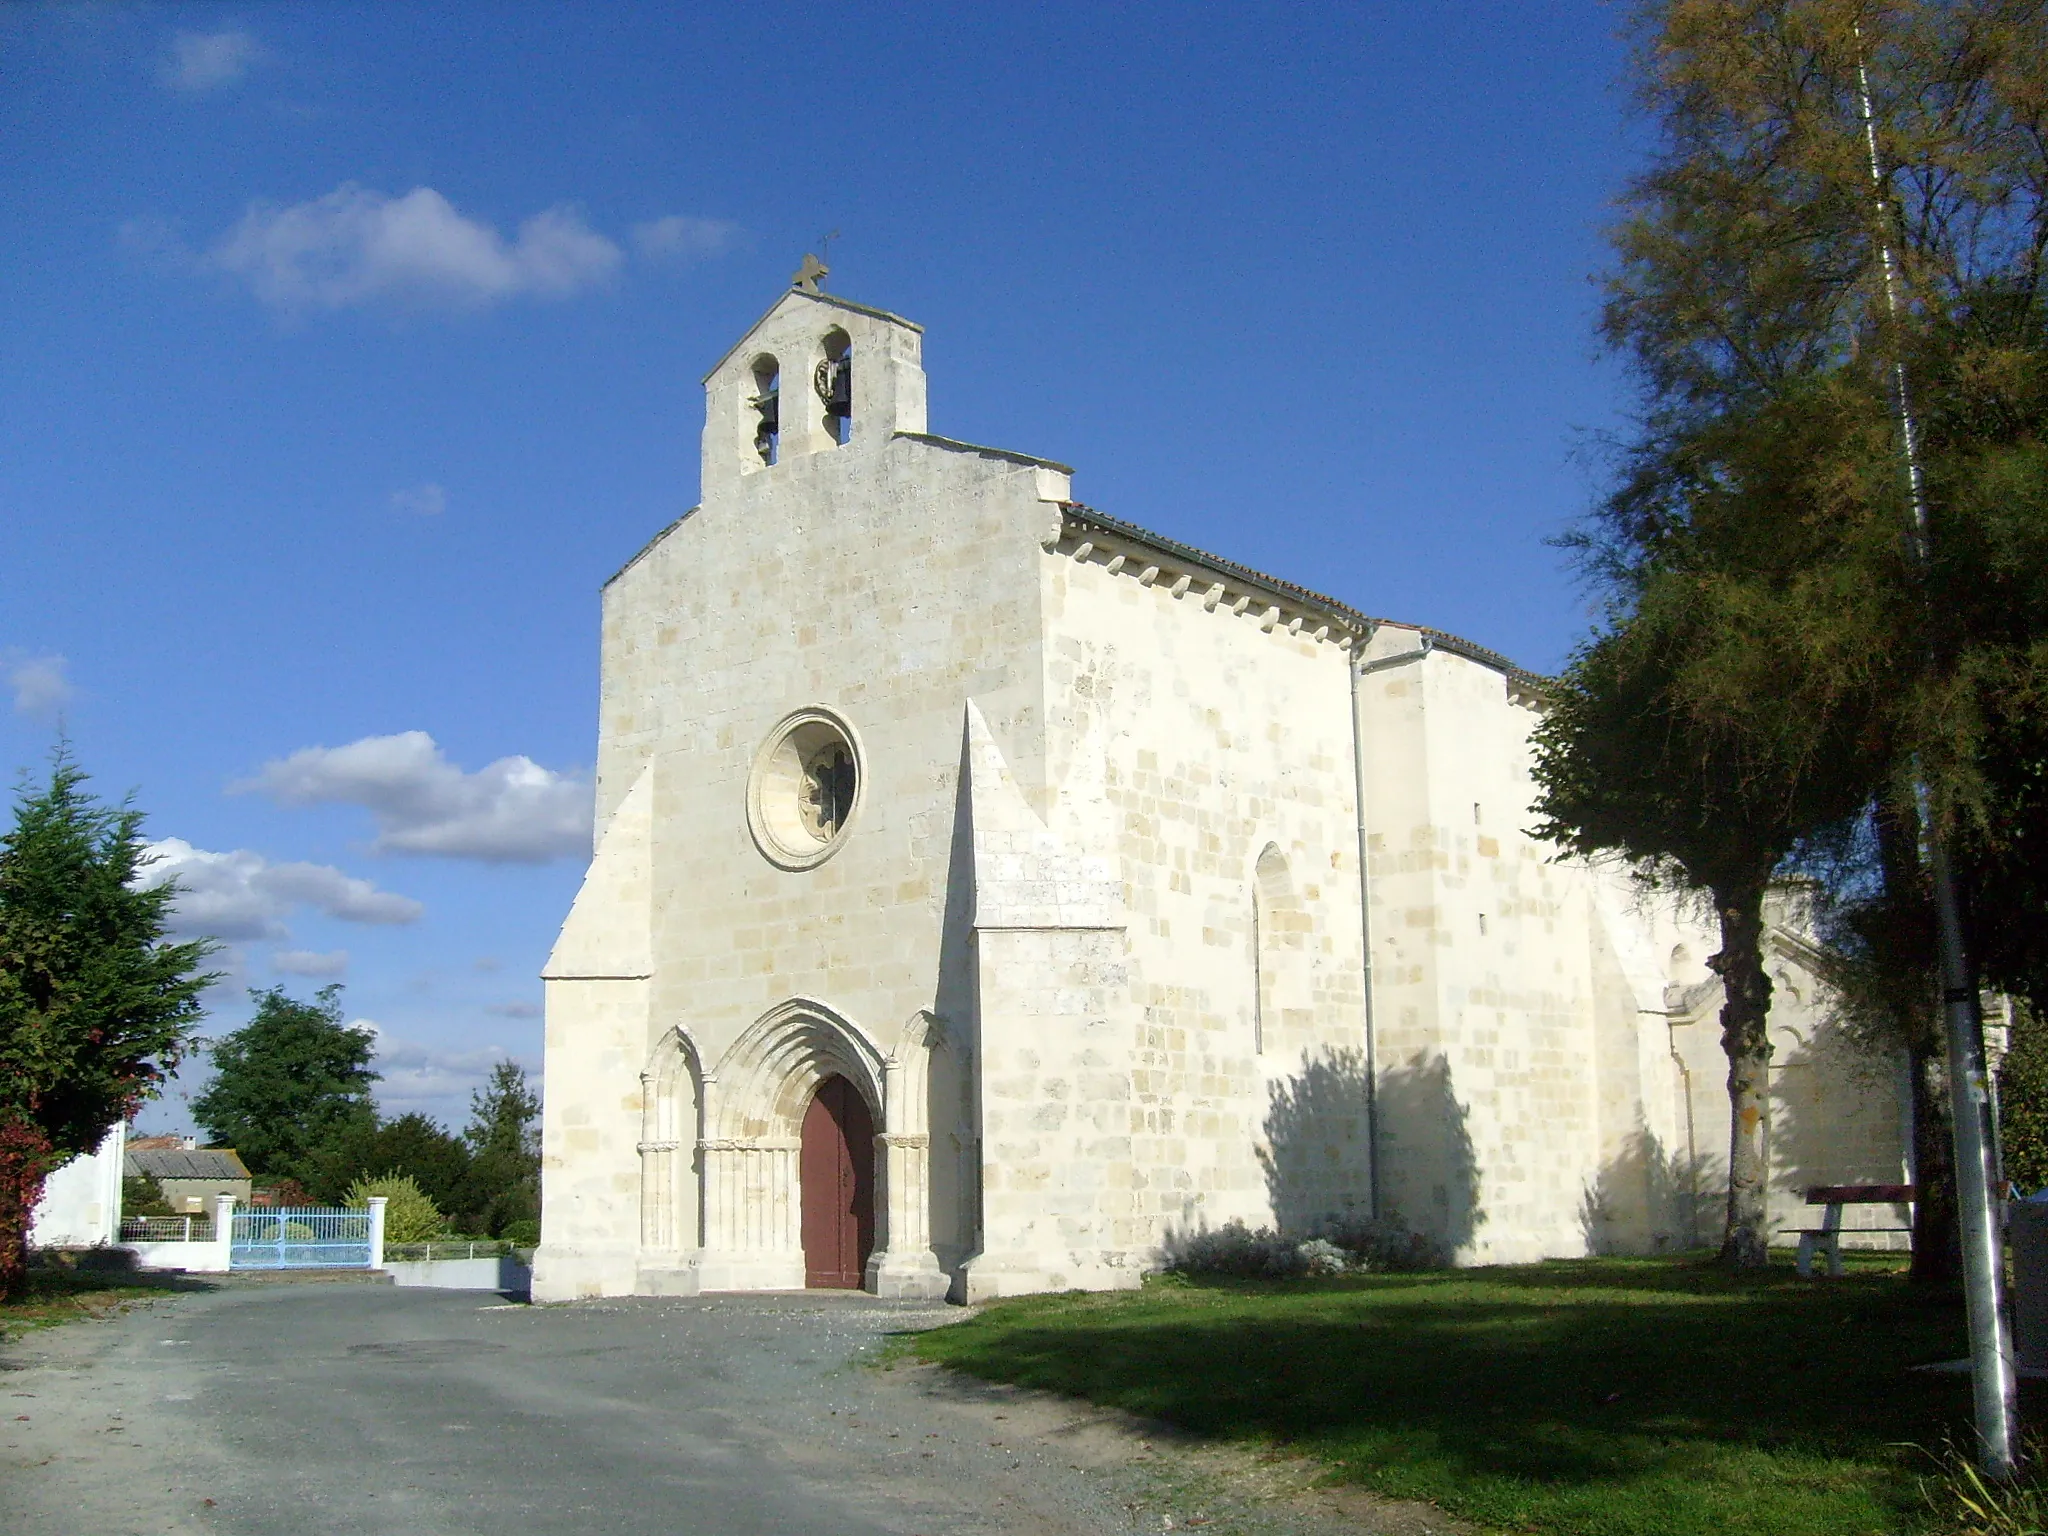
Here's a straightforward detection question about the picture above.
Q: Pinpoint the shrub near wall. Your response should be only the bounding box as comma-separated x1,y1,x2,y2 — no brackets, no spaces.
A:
1161,1215,1441,1279
343,1174,445,1243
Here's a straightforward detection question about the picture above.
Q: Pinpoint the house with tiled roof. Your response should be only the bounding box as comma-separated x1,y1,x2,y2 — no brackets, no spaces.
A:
126,1144,252,1214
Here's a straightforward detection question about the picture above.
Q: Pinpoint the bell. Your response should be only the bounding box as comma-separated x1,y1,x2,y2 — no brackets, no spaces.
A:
814,357,851,419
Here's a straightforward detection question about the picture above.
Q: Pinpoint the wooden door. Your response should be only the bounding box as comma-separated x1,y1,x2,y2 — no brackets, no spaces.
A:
800,1075,875,1288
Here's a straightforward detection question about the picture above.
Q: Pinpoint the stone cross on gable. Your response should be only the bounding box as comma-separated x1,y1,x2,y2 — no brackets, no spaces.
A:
792,253,830,293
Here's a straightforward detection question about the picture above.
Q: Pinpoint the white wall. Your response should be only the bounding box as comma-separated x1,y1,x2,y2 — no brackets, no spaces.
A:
29,1124,124,1249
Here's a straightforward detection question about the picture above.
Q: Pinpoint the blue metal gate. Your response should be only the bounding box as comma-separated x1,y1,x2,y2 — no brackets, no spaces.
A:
230,1208,373,1270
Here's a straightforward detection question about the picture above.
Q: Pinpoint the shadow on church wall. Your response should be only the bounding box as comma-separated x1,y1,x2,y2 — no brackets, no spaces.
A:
1578,1127,1712,1255
1763,1013,1909,1244
1261,1048,1484,1254
931,725,979,1271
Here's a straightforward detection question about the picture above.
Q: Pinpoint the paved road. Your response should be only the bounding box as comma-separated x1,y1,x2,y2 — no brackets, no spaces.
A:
1,1278,1457,1536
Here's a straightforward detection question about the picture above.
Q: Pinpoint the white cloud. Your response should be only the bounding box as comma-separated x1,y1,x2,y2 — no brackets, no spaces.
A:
390,482,446,516
631,215,741,263
207,184,623,314
162,29,266,93
238,731,593,863
370,1035,533,1116
137,838,423,941
486,1000,542,1019
4,651,72,720
272,948,350,978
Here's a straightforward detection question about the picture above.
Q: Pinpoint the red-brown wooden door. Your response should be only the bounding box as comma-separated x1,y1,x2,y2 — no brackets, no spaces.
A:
800,1075,875,1289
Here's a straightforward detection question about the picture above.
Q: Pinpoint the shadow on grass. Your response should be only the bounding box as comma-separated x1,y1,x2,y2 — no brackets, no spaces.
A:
916,1257,2008,1532
2,1256,220,1354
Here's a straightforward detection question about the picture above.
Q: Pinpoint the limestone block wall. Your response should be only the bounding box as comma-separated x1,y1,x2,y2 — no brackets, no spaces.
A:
560,375,1075,1293
533,976,652,1299
535,765,656,1301
1036,536,1369,1254
1356,631,1609,1263
1665,927,1911,1251
960,698,1146,1297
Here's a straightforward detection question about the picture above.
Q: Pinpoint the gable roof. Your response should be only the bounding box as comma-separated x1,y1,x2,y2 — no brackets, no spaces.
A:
599,436,1548,697
126,1147,250,1181
1059,502,1546,694
700,288,922,383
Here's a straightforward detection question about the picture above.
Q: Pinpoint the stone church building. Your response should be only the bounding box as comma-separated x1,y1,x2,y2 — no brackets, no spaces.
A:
531,277,1909,1303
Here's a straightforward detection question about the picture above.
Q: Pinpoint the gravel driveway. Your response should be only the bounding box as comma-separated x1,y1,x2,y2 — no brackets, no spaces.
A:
0,1277,1459,1536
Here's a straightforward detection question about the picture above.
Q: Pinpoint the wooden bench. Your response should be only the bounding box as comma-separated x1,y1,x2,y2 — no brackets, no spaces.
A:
1791,1185,1914,1276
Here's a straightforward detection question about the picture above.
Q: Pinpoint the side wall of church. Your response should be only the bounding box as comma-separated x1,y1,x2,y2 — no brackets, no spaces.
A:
1357,638,1613,1263
1034,546,1370,1255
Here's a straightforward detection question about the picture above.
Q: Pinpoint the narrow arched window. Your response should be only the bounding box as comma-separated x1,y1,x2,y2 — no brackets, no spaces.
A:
751,355,780,465
817,329,851,445
1254,845,1294,1056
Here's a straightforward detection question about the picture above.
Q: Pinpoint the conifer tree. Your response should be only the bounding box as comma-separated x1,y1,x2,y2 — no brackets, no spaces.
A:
0,756,214,1297
458,1060,540,1237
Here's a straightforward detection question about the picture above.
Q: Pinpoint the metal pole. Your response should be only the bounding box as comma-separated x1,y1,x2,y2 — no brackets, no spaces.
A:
1856,42,2017,1479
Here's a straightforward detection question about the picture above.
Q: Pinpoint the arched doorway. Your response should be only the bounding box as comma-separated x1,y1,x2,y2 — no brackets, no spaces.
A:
800,1075,875,1288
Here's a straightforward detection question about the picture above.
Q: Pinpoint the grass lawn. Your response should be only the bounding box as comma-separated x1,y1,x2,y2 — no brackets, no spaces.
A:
911,1256,2025,1536
0,1261,193,1341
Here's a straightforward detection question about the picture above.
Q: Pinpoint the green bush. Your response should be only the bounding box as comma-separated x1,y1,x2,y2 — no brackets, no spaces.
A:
499,1218,540,1247
119,1174,175,1219
342,1173,446,1242
2000,1004,2048,1194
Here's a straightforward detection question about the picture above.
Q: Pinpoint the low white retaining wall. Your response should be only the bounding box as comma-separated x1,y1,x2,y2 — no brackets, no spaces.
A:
125,1236,232,1272
124,1193,236,1272
383,1255,532,1293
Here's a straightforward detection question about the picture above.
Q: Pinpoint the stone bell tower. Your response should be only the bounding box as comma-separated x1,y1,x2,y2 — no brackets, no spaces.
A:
698,258,930,503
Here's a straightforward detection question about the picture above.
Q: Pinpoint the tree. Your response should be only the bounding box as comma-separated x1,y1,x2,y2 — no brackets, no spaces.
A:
1997,1001,2048,1192
304,1111,470,1210
1533,620,1859,1265
1800,800,1963,1280
1601,0,2048,856
455,1061,540,1238
1583,1,2048,1295
120,1173,176,1220
191,985,377,1186
0,755,214,1297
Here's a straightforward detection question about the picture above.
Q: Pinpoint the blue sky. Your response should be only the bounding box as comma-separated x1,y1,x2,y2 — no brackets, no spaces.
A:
1,2,1643,1136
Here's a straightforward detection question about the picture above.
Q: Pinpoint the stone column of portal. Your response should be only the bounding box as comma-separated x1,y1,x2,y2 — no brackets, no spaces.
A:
637,1071,678,1254
868,1058,950,1298
694,1062,803,1292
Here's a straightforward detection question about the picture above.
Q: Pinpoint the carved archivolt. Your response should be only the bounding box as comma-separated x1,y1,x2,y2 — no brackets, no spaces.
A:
638,1025,706,1254
710,997,887,1140
885,1010,951,1138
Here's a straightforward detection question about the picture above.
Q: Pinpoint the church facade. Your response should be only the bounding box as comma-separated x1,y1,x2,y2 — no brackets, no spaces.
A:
532,281,1908,1303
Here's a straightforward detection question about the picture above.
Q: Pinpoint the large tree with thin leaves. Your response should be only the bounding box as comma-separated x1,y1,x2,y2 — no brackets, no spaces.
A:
0,756,214,1297
1534,616,1862,1265
1571,0,2048,1280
